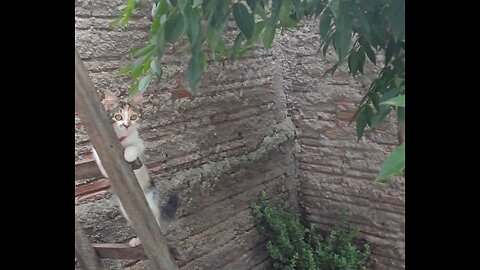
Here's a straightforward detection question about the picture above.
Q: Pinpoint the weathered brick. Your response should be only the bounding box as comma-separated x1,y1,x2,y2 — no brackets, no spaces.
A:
279,20,404,269
75,4,404,269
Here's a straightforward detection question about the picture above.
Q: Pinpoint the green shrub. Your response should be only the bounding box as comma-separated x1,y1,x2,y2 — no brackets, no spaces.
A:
251,191,370,270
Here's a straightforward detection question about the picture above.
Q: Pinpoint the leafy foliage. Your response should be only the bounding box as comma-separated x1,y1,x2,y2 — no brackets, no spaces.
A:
250,191,371,269
377,142,404,181
113,0,405,181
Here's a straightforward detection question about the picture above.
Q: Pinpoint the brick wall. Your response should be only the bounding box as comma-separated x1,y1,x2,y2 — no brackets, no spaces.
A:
75,1,405,269
75,0,297,269
278,22,405,270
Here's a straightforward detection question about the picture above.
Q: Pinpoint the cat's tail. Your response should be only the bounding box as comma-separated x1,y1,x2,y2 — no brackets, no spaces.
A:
142,183,179,228
122,189,184,260
157,192,185,261
160,193,179,221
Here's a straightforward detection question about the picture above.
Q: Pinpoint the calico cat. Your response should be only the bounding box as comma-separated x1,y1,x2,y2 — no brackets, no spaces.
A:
92,90,178,247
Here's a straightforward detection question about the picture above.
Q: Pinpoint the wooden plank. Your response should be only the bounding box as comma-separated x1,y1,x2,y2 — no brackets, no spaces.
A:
76,159,103,181
75,178,110,197
75,220,104,270
75,48,178,270
77,189,109,202
93,243,148,260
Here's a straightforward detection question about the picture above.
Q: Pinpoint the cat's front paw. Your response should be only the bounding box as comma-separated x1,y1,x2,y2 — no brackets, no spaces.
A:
128,237,141,247
124,146,139,162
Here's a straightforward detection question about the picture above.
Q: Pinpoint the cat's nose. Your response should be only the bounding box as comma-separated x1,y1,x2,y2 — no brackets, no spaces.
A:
123,123,130,129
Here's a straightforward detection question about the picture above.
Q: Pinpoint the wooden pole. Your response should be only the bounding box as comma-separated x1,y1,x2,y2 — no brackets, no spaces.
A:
92,243,148,260
75,220,104,270
75,48,178,270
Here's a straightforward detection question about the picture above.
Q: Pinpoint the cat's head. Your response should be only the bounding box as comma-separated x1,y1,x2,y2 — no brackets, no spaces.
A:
102,91,144,135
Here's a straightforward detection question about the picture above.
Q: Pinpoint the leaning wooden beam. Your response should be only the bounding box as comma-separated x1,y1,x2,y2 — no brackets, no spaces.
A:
93,243,148,260
75,220,104,270
75,48,178,270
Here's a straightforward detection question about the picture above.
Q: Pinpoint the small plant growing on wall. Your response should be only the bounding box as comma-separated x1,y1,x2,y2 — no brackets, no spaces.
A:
250,191,370,269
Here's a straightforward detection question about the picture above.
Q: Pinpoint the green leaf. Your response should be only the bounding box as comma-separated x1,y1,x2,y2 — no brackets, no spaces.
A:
211,38,227,60
130,44,155,57
164,10,185,43
385,39,398,65
246,0,258,10
132,49,155,80
130,83,139,97
369,92,380,111
376,143,405,182
397,106,405,122
397,107,405,139
112,0,136,27
138,74,152,92
131,57,146,80
204,3,230,59
111,18,122,27
186,51,207,93
353,6,370,35
206,27,219,53
333,4,352,63
386,0,405,41
155,27,166,56
263,24,276,49
263,0,282,49
231,33,245,61
279,0,297,27
356,107,369,141
380,87,401,102
208,1,230,32
190,23,204,56
360,39,376,65
371,105,391,128
184,4,200,44
255,2,268,20
142,58,153,73
279,16,297,28
118,64,132,75
253,21,266,41
177,0,189,11
319,10,332,42
193,0,203,8
160,13,168,25
150,0,168,35
394,76,403,88
257,0,266,8
201,0,213,12
150,58,163,79
309,0,326,17
381,95,405,107
364,105,374,127
322,38,331,57
329,0,341,19
357,47,366,73
290,0,304,19
348,50,360,76
233,3,255,40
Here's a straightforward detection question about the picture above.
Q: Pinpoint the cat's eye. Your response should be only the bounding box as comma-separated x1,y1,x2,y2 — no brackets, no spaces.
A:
114,115,122,121
130,115,137,121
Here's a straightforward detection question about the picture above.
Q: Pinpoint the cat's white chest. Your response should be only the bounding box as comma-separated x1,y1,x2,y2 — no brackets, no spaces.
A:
120,133,145,162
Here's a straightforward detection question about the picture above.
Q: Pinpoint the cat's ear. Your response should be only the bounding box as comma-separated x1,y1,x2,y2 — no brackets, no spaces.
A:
130,91,144,107
103,90,118,111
